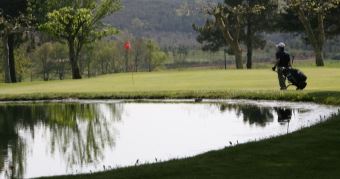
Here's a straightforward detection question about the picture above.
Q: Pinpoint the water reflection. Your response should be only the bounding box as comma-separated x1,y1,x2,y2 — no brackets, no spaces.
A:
0,101,337,178
0,103,123,178
275,107,292,124
219,104,274,127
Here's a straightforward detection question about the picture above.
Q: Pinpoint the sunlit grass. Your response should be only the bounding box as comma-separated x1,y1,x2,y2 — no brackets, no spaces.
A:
0,67,340,104
0,67,340,92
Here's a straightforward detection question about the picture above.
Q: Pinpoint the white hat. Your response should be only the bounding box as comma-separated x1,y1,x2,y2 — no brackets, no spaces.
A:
276,42,286,48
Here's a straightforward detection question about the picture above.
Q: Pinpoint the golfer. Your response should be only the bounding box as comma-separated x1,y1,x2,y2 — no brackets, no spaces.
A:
272,42,292,90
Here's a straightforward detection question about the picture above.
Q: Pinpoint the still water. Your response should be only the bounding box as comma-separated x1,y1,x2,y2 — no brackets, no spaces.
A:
0,99,338,178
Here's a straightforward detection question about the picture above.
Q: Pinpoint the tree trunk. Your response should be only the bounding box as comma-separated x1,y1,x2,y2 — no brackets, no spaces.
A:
235,49,243,69
315,46,325,66
3,36,11,83
8,34,17,83
105,61,109,74
42,60,48,81
101,60,104,74
246,45,253,69
60,63,65,80
68,40,82,79
215,15,243,69
112,57,116,73
224,48,227,70
246,19,253,69
43,72,49,81
231,42,243,69
4,34,17,83
297,10,325,67
148,58,152,72
148,50,152,72
315,14,325,67
87,59,91,78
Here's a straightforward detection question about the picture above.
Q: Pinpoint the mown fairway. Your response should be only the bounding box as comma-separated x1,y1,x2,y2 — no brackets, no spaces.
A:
0,68,340,95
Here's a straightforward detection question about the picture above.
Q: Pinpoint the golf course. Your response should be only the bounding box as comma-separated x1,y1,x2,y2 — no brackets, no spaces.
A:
2,0,340,178
0,67,339,179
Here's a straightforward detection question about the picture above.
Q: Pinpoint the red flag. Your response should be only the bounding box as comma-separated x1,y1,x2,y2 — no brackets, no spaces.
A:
124,41,131,51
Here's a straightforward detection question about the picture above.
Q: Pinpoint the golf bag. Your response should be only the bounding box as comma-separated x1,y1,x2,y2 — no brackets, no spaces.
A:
282,67,307,90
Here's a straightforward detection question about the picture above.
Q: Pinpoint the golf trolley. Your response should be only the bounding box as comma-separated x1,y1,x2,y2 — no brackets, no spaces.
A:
281,67,307,90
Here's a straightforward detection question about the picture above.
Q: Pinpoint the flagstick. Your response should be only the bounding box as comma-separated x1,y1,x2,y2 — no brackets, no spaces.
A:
128,50,134,86
131,54,135,86
132,70,135,86
124,41,134,86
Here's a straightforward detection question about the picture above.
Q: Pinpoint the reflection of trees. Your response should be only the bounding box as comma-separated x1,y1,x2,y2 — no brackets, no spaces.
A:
0,102,123,178
0,105,32,179
0,136,26,179
47,103,123,167
218,104,274,127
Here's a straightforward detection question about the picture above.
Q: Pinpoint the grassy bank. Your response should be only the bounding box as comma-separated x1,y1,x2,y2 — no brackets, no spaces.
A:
42,111,340,179
1,68,340,105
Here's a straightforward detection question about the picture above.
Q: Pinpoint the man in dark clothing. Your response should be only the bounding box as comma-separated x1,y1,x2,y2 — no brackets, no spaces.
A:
272,42,292,90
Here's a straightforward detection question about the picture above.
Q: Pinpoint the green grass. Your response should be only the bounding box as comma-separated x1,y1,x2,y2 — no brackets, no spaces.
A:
1,67,340,105
41,112,340,179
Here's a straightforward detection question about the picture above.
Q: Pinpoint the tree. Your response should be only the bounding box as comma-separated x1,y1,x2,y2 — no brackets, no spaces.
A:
32,42,54,81
133,38,146,72
151,51,167,71
243,0,276,69
194,19,226,52
326,7,340,36
211,3,244,69
194,1,266,69
19,41,68,81
40,0,121,79
146,40,156,72
0,0,31,83
15,45,32,82
30,42,68,81
286,0,340,66
51,42,68,80
80,40,123,77
146,40,167,72
173,45,189,64
92,41,116,75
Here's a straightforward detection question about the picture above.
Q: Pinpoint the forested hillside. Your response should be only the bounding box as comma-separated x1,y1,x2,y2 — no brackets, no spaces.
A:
105,0,209,47
105,0,340,59
104,0,305,48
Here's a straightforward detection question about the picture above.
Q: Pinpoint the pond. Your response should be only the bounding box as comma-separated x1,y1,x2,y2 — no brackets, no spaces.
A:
0,99,338,178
